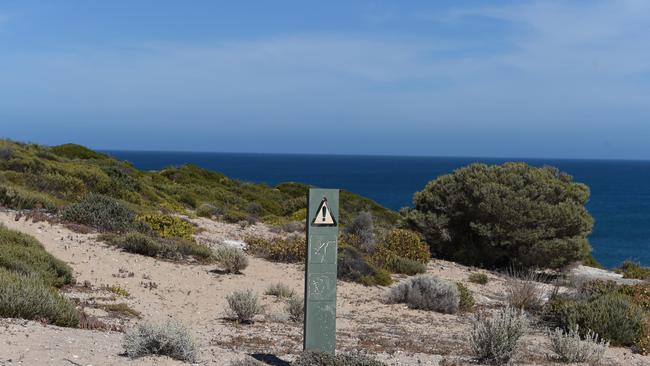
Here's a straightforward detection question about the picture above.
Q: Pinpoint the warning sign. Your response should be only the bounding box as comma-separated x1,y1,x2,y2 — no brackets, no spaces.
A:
311,198,337,227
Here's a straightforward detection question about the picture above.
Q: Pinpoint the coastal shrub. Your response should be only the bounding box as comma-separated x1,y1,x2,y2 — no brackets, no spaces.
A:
505,269,547,311
0,224,74,287
100,232,213,261
543,293,644,346
616,260,650,280
0,185,60,211
136,213,195,240
376,229,429,264
619,283,650,311
338,246,392,286
32,172,85,199
0,268,79,327
62,193,136,232
245,234,305,263
470,307,528,365
123,320,197,362
382,255,426,275
576,279,619,299
401,163,594,269
285,296,304,323
468,273,489,285
344,211,375,252
50,143,108,160
0,145,12,160
265,282,295,298
223,209,249,223
196,203,221,218
294,351,386,366
226,289,263,323
548,325,609,364
213,246,248,274
281,220,304,233
386,275,459,314
457,282,475,312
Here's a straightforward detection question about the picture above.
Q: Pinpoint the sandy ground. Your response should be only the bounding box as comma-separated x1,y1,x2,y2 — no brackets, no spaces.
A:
0,211,649,366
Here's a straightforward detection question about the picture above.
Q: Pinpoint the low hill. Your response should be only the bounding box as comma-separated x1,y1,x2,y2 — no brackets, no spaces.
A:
0,140,398,227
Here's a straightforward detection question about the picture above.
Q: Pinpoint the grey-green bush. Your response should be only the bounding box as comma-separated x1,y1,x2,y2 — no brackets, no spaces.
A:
196,203,220,218
285,296,304,323
226,289,262,323
294,351,386,366
265,282,294,298
100,232,213,261
470,307,528,365
344,211,375,252
123,320,197,362
505,270,547,311
468,273,489,285
213,245,248,274
386,275,459,314
548,325,609,364
62,193,136,232
384,256,426,275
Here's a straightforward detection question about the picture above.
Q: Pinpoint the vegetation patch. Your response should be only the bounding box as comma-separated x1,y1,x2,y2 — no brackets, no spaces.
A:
226,289,263,323
616,260,650,280
386,275,459,314
294,351,386,366
123,320,197,362
375,229,430,264
100,232,212,262
457,282,475,312
62,193,136,232
213,245,248,274
265,282,295,298
245,234,305,263
338,246,392,286
470,307,528,365
285,296,304,323
136,213,195,240
468,273,489,285
548,325,608,364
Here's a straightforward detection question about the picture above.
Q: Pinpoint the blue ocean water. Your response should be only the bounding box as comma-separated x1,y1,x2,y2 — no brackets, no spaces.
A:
104,150,650,268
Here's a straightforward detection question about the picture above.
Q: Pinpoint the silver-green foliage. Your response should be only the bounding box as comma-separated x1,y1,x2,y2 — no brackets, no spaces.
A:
548,325,608,364
470,307,529,365
265,282,294,298
123,320,197,362
285,296,304,323
213,245,249,274
386,275,459,314
226,289,262,323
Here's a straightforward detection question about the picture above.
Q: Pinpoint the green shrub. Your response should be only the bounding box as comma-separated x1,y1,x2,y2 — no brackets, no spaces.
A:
196,203,221,218
245,234,305,263
101,232,213,261
338,246,392,286
136,213,195,240
576,279,620,298
50,143,108,160
401,163,594,269
386,275,459,313
470,307,528,365
226,289,262,323
619,283,650,311
223,209,249,223
123,320,197,362
468,273,489,285
285,296,304,323
0,268,79,327
0,185,60,211
505,269,547,311
548,325,608,364
213,246,248,274
294,351,386,366
265,282,295,298
382,256,426,275
0,224,73,287
344,211,375,252
616,260,650,280
457,282,475,312
62,193,136,232
375,229,429,264
544,293,645,346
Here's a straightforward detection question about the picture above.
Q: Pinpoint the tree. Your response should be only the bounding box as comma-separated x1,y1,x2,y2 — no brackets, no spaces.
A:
400,163,594,269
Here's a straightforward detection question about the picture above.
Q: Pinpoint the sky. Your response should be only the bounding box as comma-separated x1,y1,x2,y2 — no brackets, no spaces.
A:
1,1,649,159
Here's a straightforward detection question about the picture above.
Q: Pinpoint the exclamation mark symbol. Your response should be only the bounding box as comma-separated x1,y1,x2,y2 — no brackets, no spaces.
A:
322,206,327,222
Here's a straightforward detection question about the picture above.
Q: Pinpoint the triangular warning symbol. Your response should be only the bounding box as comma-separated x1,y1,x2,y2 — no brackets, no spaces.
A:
311,198,337,226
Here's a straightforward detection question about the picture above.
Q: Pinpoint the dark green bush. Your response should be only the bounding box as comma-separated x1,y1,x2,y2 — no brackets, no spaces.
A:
0,185,60,211
344,211,375,251
338,246,392,286
616,260,650,280
468,273,489,285
196,203,222,217
401,163,594,269
101,232,213,262
457,282,475,312
374,229,430,264
50,143,108,160
294,351,386,366
382,256,426,275
544,293,645,346
62,193,136,232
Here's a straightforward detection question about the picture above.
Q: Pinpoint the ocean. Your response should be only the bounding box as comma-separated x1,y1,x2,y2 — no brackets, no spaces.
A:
104,151,650,268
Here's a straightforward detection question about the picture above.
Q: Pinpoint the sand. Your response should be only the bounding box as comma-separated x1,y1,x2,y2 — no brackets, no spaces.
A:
0,210,648,366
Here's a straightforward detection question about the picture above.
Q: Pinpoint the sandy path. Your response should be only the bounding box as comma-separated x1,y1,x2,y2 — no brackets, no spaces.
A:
0,211,648,366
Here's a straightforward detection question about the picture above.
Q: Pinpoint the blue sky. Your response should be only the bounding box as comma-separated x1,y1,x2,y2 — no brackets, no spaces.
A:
1,1,649,159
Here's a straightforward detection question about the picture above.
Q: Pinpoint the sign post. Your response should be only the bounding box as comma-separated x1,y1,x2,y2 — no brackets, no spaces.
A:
303,188,339,354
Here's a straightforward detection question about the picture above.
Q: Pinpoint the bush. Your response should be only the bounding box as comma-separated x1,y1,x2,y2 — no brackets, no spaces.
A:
50,143,108,160
213,246,248,274
457,282,475,312
285,296,304,323
548,325,608,364
344,211,375,252
62,193,136,232
101,232,213,262
468,273,489,285
401,163,594,269
123,320,197,362
338,246,392,286
0,185,60,211
265,282,295,298
382,256,426,275
543,293,645,346
386,275,459,314
619,283,650,311
0,223,74,287
0,268,79,327
294,351,386,366
226,289,262,323
245,234,305,263
375,229,429,264
136,213,195,240
196,203,221,218
505,269,547,311
470,307,528,365
616,260,650,280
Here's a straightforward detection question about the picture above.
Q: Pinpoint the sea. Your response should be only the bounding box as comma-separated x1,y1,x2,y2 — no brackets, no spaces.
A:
104,151,650,269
